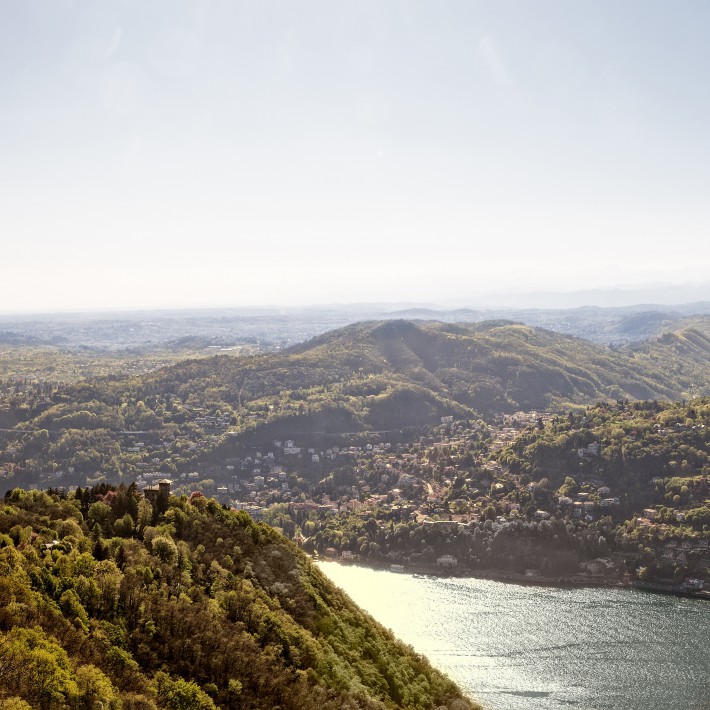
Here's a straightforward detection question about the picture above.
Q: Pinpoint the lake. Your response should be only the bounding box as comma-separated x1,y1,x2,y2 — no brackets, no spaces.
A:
318,562,710,710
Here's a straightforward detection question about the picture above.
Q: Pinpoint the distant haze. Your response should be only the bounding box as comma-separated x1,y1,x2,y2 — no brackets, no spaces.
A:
2,281,709,316
2,2,709,311
455,281,710,309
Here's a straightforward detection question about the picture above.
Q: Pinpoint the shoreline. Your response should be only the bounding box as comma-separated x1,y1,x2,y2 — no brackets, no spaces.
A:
315,556,710,600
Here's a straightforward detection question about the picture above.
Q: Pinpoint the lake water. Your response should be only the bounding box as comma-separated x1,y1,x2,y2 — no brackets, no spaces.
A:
318,562,710,710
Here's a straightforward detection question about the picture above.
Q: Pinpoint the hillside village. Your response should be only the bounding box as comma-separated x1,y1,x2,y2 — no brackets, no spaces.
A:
197,403,710,594
1,353,709,595
5,399,707,594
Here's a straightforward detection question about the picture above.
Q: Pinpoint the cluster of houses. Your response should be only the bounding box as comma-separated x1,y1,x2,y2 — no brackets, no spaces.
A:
577,441,601,458
193,413,231,431
557,486,621,521
659,538,710,565
334,552,458,573
489,411,553,453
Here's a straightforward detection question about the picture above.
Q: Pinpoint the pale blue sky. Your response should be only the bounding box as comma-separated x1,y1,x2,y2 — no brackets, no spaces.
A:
1,1,709,310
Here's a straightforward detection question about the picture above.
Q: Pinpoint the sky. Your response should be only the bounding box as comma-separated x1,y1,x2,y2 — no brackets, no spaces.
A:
1,0,710,311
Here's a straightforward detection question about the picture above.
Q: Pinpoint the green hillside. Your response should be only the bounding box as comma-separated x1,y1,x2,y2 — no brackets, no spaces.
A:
114,319,696,433
623,317,710,398
289,399,710,588
497,399,710,490
0,486,477,709
2,319,708,490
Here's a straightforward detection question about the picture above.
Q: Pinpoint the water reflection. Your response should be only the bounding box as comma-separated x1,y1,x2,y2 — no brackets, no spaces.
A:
318,562,710,710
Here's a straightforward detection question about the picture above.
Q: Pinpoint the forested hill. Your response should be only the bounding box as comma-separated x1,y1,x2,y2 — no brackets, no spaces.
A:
0,487,478,709
127,319,691,425
622,318,710,398
12,320,707,449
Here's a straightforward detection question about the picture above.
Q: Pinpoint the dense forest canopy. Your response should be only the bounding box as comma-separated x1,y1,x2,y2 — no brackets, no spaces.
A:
0,486,478,709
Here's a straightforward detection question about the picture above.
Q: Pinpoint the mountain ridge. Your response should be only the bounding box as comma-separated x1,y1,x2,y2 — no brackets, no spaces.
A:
96,319,705,439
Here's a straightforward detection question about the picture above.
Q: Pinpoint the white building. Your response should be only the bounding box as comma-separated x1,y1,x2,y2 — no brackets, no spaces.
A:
437,554,458,568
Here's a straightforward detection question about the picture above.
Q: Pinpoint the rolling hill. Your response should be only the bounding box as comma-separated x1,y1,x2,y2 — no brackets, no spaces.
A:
4,318,708,484
92,319,707,440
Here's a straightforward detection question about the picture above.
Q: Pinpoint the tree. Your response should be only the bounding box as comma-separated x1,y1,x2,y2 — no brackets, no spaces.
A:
114,513,135,538
0,627,79,708
58,589,89,629
152,535,178,565
75,664,120,708
88,501,112,534
0,698,33,709
483,505,496,522
153,672,216,710
136,498,153,532
559,476,578,497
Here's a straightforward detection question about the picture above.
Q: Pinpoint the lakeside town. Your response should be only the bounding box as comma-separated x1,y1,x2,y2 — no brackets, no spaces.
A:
6,398,708,598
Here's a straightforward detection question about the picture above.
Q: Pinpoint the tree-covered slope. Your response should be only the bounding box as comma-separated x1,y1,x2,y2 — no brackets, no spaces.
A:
0,487,478,709
3,319,708,489
114,319,694,430
496,399,710,494
623,317,710,398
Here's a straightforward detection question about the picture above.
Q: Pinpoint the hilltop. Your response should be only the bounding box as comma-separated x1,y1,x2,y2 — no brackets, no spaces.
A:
106,318,698,434
0,486,477,709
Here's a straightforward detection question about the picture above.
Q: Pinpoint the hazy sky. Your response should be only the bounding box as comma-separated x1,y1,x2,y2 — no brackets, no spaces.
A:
2,0,709,311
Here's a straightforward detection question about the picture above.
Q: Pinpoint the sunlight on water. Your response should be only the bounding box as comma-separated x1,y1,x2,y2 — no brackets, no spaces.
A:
318,561,710,710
